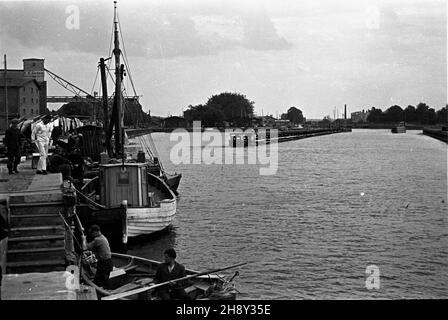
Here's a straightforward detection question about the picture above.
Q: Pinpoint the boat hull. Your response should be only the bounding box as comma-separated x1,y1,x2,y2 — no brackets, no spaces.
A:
391,127,406,133
126,199,176,238
164,173,182,192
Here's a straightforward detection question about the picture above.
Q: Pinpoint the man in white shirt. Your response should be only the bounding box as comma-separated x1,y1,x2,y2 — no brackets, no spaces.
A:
31,115,52,175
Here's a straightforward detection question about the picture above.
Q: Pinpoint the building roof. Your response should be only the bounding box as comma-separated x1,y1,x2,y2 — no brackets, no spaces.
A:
0,78,41,88
23,58,45,61
0,70,24,79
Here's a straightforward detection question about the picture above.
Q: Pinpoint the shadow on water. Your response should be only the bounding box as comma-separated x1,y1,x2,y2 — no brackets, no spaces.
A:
125,226,177,261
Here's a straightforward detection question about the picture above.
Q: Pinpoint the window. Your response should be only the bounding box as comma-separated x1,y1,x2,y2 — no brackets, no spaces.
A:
31,98,33,103
23,109,26,115
36,98,38,104
31,109,34,115
31,87,33,93
22,97,26,103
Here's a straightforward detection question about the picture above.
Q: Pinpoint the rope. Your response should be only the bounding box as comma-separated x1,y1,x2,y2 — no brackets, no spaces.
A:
90,65,100,96
117,13,138,97
73,185,106,209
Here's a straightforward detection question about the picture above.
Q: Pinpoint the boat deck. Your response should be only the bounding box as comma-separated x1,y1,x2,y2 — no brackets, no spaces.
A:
147,184,166,205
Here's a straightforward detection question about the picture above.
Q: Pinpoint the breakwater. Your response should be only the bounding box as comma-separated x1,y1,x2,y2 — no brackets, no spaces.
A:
422,127,448,143
126,127,352,140
275,127,351,143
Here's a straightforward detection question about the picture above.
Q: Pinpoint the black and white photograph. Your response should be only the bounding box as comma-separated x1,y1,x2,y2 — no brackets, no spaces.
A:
0,0,446,307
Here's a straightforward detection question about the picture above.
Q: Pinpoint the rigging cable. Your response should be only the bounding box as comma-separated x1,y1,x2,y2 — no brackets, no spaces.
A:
90,65,100,96
117,12,138,97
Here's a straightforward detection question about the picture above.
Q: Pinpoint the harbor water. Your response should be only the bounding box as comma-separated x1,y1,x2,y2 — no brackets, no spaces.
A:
128,129,447,299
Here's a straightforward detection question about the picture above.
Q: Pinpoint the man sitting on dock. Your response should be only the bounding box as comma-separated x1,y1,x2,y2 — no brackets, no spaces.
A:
154,248,191,300
82,225,113,288
48,144,73,181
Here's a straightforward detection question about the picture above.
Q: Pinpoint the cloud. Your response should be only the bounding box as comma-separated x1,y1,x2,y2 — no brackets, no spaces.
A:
240,8,292,51
0,0,293,59
0,1,111,55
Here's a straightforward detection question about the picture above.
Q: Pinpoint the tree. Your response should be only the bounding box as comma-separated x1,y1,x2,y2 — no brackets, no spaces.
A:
427,108,437,125
436,106,447,124
201,104,225,127
285,106,304,124
183,104,225,127
206,92,254,125
404,105,417,123
385,105,404,122
415,102,429,124
183,104,206,122
366,107,383,123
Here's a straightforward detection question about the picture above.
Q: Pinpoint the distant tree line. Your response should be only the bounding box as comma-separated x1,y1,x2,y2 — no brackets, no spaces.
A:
183,92,254,127
367,103,447,125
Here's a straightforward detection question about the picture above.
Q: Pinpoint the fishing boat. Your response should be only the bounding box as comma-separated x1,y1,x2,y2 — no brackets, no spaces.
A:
76,2,177,248
127,135,182,193
391,121,406,133
81,252,241,300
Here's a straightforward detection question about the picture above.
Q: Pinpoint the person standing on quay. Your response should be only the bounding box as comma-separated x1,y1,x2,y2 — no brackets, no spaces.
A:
3,118,23,174
31,114,52,175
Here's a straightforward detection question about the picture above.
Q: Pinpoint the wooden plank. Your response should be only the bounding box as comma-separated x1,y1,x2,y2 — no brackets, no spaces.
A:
76,285,98,300
109,282,142,295
7,248,66,263
9,214,63,227
8,235,65,242
7,238,64,250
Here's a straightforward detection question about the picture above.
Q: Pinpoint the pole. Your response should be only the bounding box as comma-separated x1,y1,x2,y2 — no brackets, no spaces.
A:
4,54,8,129
99,57,112,156
113,1,123,158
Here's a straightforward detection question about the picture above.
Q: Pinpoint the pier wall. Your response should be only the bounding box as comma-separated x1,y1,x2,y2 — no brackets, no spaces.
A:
126,127,351,139
422,128,448,143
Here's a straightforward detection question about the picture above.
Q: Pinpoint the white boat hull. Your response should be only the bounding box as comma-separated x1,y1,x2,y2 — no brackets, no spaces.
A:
126,199,176,238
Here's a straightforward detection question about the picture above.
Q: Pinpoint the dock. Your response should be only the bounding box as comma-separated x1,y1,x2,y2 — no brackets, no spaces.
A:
0,159,97,300
1,272,97,300
422,127,448,143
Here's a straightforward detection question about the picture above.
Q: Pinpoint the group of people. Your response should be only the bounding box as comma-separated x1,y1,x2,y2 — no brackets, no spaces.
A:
3,114,55,175
3,115,83,184
83,225,191,300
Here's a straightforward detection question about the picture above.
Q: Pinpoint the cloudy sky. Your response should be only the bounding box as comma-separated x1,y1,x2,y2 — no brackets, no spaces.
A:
0,0,445,118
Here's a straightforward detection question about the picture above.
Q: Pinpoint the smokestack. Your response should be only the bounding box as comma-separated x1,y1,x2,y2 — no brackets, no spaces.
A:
344,104,347,120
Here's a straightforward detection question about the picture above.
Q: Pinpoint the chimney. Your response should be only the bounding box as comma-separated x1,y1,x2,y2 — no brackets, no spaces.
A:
344,104,347,120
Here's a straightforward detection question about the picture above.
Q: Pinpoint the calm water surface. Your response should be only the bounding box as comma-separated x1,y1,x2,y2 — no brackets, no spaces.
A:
128,129,447,299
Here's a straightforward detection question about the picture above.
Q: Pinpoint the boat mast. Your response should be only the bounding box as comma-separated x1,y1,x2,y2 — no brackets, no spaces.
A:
113,1,124,157
99,57,112,156
4,54,8,129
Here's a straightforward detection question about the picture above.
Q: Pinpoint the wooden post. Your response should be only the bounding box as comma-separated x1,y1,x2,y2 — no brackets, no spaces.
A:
62,185,77,264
